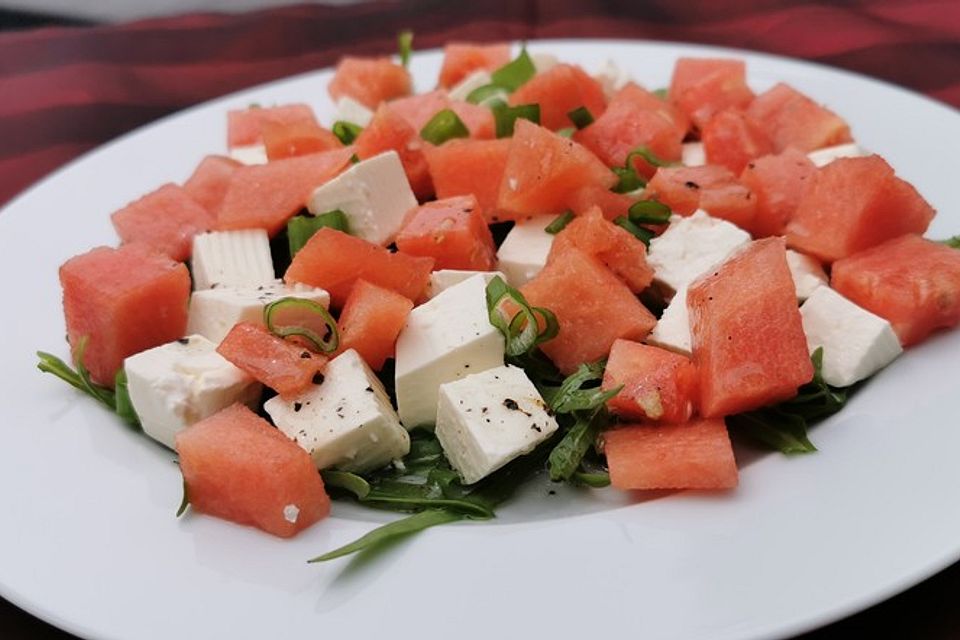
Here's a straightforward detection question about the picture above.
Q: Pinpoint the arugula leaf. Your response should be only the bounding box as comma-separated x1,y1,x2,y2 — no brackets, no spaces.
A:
308,509,464,563
548,410,605,481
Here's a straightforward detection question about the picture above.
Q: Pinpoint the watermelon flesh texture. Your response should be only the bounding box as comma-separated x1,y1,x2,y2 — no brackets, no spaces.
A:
396,194,497,271
328,57,412,109
111,183,214,262
335,279,414,371
438,42,511,89
602,340,698,423
425,138,511,223
738,147,816,238
182,155,241,215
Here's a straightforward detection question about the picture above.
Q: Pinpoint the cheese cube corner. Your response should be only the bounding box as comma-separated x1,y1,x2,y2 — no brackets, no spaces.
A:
495,214,556,287
191,229,275,291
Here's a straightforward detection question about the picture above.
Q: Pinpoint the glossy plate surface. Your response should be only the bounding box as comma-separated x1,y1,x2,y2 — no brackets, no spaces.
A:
1,40,958,640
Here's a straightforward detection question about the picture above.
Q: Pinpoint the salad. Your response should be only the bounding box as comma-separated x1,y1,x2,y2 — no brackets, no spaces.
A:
37,32,960,561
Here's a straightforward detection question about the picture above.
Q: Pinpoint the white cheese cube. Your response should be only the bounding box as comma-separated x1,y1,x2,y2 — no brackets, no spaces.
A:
436,365,558,484
191,229,275,291
395,275,506,429
427,269,506,299
800,286,902,387
227,144,268,165
647,210,751,296
334,96,374,127
187,280,330,344
646,285,692,356
807,143,866,168
495,215,556,286
530,52,559,75
124,335,261,450
264,349,409,473
682,142,706,167
447,70,492,102
786,249,828,301
306,151,416,246
593,59,633,99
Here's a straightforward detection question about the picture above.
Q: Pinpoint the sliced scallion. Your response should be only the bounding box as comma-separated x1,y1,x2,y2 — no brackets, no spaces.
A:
625,146,672,170
264,297,339,353
420,108,470,145
556,127,575,138
614,215,655,247
321,470,372,500
332,121,363,145
611,166,646,193
490,48,536,92
493,103,540,138
544,211,575,234
627,199,671,224
287,210,350,258
485,276,558,357
465,84,509,107
567,106,594,129
397,30,413,68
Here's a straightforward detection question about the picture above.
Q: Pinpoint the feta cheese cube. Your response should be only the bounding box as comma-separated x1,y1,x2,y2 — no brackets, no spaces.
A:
306,151,416,246
646,285,692,356
786,249,828,301
436,365,558,484
395,275,506,429
191,229,275,291
807,143,867,168
227,144,268,165
800,286,902,387
187,280,330,344
647,210,751,296
447,70,492,102
124,335,261,449
264,349,409,473
334,96,374,127
593,59,633,99
682,142,706,167
495,215,556,286
427,269,507,299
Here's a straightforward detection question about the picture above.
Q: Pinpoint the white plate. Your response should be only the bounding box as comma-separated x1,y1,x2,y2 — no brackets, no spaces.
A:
2,39,959,640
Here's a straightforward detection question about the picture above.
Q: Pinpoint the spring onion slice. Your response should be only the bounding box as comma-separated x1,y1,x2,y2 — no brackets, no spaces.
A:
625,145,673,169
332,120,363,145
627,198,671,224
420,108,470,145
287,210,350,258
652,88,669,99
490,47,536,92
397,30,413,67
613,215,655,247
493,103,540,138
556,127,575,138
485,276,558,357
573,470,611,487
611,166,646,193
544,211,575,234
264,297,339,353
567,106,594,129
321,470,372,500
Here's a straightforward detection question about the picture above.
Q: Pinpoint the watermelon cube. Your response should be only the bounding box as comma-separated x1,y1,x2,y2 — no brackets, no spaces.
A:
111,183,214,261
701,108,773,174
356,104,433,199
669,58,754,129
395,195,497,271
438,42,511,89
328,56,412,109
508,63,607,131
182,155,241,215
424,138,511,223
227,103,318,149
602,340,698,423
738,148,816,238
216,323,327,399
336,279,414,371
645,165,756,231
746,83,852,152
262,119,343,161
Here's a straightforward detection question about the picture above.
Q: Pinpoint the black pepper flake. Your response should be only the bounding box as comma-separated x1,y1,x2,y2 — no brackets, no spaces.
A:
530,423,542,433
177,338,190,345
293,402,303,412
481,407,488,414
548,490,557,496
746,162,755,170
685,181,700,190
503,398,519,410
464,364,470,368
300,351,312,359
365,386,373,393
257,285,264,291
210,283,219,289
312,372,325,385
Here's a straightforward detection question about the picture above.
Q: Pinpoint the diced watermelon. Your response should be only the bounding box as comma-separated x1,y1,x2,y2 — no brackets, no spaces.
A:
183,155,241,215
388,90,493,139
567,185,635,220
424,138,510,223
328,57,412,109
438,41,511,89
450,100,495,139
669,58,754,130
508,64,607,131
227,104,318,148
521,244,656,374
498,119,617,219
645,165,756,230
701,108,773,174
285,227,434,308
395,195,497,270
786,155,935,263
216,148,354,236
688,238,813,417
60,244,190,386
216,322,327,398
549,206,653,292
738,147,816,238
336,280,414,370
602,340,698,423
175,403,330,538
604,419,738,490
746,83,852,152
356,104,433,199
262,120,342,161
111,183,214,261
832,235,960,346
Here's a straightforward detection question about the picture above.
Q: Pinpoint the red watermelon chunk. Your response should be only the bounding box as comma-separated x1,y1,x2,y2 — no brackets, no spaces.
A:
328,57,412,109
521,244,656,374
568,185,635,220
424,138,510,222
604,419,738,490
388,90,493,140
508,63,607,131
336,279,414,371
738,147,816,238
60,244,190,386
602,340,698,423
262,120,343,161
356,104,433,199
498,119,617,219
688,237,813,417
746,83,852,152
285,227,434,308
701,108,773,174
669,58,754,130
832,235,960,346
645,165,756,230
175,403,330,538
786,155,935,263
111,183,214,261
395,195,496,271
216,322,327,399
216,148,354,236
227,104,318,148
438,41,511,89
183,155,241,215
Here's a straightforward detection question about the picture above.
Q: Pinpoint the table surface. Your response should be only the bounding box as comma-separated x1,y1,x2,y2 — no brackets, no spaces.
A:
1,1,958,638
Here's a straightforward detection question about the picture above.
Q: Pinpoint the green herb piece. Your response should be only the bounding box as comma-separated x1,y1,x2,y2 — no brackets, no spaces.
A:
397,30,413,67
614,215,655,247
485,276,558,356
321,470,371,500
490,48,536,92
544,211,575,234
556,127,575,138
113,369,139,426
287,210,350,258
652,88,668,99
493,103,540,138
572,470,611,487
309,509,463,563
567,106,594,129
542,360,614,413
941,236,960,249
264,297,339,353
611,166,646,193
625,146,672,170
548,410,605,481
627,199,671,225
465,84,509,106
332,121,363,145
420,108,470,145
176,478,190,517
